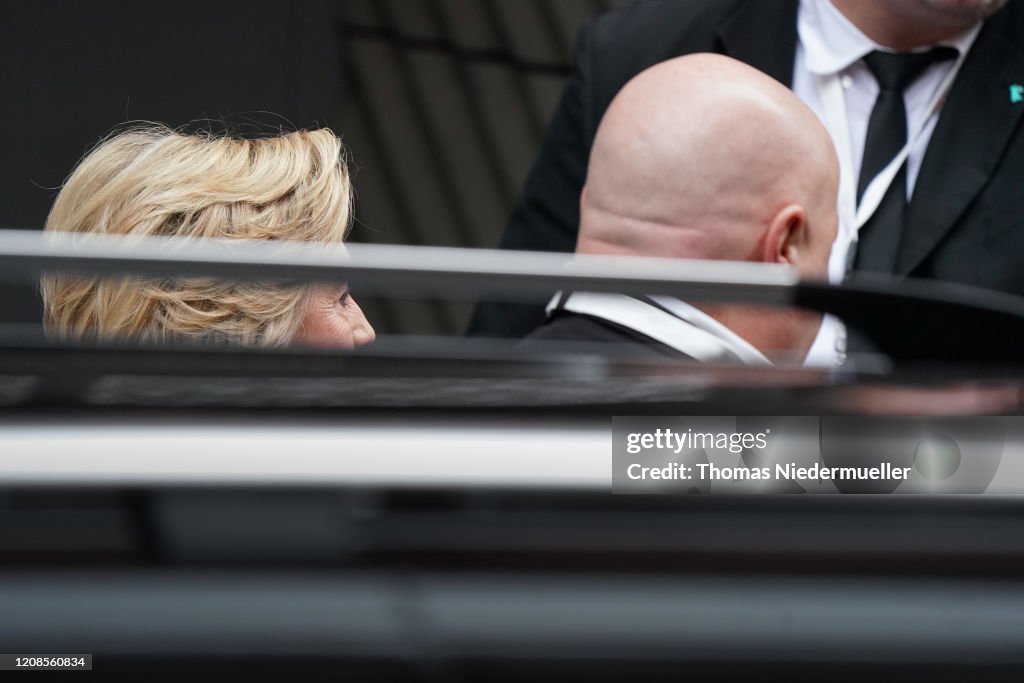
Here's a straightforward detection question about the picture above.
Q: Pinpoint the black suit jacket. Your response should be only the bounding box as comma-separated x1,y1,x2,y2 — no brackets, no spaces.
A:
469,0,1024,337
522,310,693,360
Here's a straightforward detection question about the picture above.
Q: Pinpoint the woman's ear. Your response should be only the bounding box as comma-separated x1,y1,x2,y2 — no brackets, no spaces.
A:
763,204,807,265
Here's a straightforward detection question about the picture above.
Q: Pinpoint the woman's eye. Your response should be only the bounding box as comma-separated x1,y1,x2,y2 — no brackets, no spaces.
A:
338,291,352,305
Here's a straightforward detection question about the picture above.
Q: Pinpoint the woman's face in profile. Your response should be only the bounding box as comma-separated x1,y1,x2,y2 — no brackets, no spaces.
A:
293,284,376,349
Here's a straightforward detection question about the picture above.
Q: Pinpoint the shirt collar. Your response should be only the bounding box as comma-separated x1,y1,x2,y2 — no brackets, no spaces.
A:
647,295,773,365
548,292,772,366
798,0,981,76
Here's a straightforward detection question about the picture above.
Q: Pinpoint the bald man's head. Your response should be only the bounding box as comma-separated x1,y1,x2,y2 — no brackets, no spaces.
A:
577,54,840,360
579,53,838,281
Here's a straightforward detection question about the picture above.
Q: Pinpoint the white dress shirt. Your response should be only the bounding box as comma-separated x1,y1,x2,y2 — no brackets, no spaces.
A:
794,0,981,367
795,0,980,201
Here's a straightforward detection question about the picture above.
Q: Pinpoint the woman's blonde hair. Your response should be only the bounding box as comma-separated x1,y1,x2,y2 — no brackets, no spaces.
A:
41,124,353,347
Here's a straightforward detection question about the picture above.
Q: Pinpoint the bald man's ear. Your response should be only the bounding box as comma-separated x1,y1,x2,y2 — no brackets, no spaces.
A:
763,204,808,266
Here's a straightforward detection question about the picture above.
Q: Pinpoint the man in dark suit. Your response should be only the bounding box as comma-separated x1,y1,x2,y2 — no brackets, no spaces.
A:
470,0,1022,353
524,53,838,365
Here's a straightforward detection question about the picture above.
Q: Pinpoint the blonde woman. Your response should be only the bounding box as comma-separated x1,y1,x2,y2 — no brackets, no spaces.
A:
41,125,375,349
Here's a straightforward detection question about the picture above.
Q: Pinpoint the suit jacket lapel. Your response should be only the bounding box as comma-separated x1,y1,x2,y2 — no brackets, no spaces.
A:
899,9,1024,274
716,0,800,87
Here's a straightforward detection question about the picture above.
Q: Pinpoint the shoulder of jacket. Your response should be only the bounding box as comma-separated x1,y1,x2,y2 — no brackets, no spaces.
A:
588,0,747,47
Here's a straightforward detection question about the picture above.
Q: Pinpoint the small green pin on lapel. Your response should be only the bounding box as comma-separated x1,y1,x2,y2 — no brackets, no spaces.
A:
1011,84,1024,104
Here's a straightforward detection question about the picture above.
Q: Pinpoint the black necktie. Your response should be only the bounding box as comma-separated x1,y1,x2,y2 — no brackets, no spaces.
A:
852,47,957,274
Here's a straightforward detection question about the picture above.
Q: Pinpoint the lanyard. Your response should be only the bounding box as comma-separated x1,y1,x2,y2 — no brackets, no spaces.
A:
556,292,771,365
814,49,968,255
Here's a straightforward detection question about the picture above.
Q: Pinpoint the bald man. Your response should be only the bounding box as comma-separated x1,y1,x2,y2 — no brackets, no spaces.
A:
525,54,839,364
471,0,1022,354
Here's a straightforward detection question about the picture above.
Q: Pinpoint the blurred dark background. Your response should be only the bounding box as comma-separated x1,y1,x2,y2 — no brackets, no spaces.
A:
0,0,628,335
